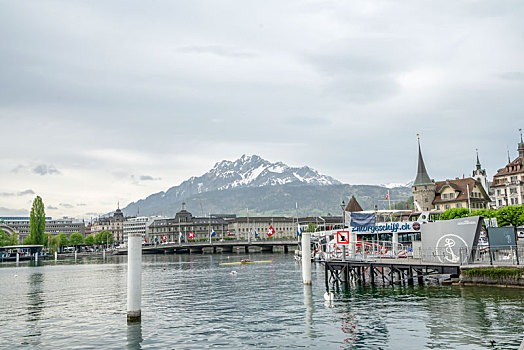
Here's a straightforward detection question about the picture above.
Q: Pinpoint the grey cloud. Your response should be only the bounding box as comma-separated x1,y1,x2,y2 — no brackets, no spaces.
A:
177,45,257,58
0,189,36,197
139,175,161,181
85,212,99,216
286,117,330,127
18,189,35,196
500,72,524,81
131,174,161,184
33,164,60,175
0,207,28,216
47,206,58,210
59,203,74,208
76,203,87,206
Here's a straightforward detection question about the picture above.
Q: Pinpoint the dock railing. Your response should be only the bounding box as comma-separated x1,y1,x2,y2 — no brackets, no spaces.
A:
327,243,522,266
418,245,522,266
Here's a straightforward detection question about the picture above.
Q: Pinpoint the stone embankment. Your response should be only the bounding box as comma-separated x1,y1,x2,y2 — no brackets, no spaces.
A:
459,265,524,288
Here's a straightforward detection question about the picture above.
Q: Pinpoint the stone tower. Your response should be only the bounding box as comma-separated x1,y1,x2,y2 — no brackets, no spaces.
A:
472,149,489,194
412,138,436,211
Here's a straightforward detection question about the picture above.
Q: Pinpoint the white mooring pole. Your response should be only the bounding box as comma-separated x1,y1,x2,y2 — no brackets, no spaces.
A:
301,232,312,285
16,252,19,264
54,251,57,261
35,252,38,262
75,250,77,261
127,232,142,322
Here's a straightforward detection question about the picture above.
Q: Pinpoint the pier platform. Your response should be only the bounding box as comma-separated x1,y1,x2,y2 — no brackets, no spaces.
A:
324,258,460,289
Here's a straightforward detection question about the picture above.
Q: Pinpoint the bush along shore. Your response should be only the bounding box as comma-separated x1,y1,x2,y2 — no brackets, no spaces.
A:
458,266,524,288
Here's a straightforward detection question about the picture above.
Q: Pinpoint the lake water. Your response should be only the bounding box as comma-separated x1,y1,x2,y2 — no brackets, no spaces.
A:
0,253,523,349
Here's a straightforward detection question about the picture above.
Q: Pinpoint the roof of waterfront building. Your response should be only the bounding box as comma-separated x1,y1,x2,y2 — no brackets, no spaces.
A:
231,216,294,223
432,178,489,204
345,196,363,212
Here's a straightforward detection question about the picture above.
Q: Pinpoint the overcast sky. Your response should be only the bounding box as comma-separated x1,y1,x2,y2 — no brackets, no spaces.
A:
1,0,523,219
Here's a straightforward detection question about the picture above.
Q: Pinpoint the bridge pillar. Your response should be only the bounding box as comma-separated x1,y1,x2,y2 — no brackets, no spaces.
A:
272,245,285,253
202,247,214,254
248,246,262,253
233,246,246,253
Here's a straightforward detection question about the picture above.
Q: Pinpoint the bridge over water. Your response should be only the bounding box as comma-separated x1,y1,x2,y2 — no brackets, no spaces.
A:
115,239,300,255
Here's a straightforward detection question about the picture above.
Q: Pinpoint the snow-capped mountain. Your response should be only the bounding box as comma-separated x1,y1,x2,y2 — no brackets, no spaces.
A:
122,155,341,215
380,181,413,189
201,154,340,191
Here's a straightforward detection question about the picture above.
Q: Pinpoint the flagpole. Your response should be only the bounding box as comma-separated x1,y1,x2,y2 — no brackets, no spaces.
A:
247,208,250,243
296,202,299,243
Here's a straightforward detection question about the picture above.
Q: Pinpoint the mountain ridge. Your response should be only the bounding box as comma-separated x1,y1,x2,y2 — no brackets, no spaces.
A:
121,154,412,217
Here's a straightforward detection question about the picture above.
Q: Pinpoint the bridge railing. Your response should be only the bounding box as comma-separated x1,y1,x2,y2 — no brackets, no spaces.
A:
148,237,300,246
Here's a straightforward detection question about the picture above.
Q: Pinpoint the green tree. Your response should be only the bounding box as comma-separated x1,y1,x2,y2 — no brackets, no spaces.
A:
49,235,61,253
305,223,317,232
440,208,470,220
95,231,113,246
0,229,19,246
43,233,50,247
28,196,46,245
69,232,84,246
469,208,497,219
394,196,415,210
23,235,33,245
84,235,95,246
58,232,69,247
496,205,524,227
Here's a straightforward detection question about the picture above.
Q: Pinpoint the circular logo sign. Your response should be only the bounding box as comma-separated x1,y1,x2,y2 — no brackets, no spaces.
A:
435,234,468,264
413,222,421,231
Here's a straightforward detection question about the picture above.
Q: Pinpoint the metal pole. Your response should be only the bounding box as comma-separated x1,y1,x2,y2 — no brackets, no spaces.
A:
247,208,250,243
127,232,142,322
467,184,471,213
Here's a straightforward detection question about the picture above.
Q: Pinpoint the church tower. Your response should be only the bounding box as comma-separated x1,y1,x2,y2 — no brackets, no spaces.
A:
412,137,436,211
472,149,489,194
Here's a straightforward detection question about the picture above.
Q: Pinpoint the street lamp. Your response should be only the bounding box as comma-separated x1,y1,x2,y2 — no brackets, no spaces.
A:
340,200,346,230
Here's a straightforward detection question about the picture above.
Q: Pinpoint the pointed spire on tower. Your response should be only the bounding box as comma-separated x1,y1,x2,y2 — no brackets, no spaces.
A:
476,148,481,170
519,128,524,157
413,134,432,186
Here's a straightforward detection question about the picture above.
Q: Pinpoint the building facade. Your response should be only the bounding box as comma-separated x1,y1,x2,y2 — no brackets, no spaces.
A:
90,208,129,244
148,203,229,242
228,216,295,239
0,216,85,242
123,216,164,245
492,135,524,208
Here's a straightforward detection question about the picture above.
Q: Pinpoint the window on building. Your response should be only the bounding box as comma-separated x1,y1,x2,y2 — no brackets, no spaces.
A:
497,189,501,196
445,204,451,209
437,205,441,210
449,193,454,199
456,203,461,208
